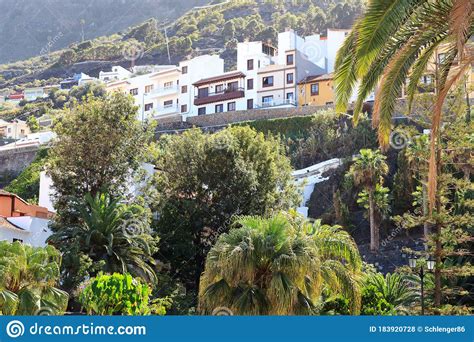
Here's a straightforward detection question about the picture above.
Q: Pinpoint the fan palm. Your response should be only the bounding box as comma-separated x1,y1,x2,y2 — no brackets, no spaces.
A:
349,149,389,252
335,0,473,212
0,241,68,315
49,192,157,284
199,213,362,315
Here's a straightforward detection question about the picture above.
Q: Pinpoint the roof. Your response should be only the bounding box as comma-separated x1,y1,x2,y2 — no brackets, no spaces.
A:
0,216,24,231
193,71,246,86
298,73,334,84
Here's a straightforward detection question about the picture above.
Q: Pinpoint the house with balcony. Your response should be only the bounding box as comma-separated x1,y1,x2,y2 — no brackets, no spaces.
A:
179,55,226,118
24,87,46,102
142,67,181,120
0,119,30,139
193,71,247,115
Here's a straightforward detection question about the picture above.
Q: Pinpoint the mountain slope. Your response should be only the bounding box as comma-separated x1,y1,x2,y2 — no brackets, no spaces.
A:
0,0,365,88
0,0,208,64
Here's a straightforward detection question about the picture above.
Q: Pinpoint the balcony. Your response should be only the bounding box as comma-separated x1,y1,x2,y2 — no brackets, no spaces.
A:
256,99,297,109
146,85,179,98
194,87,245,106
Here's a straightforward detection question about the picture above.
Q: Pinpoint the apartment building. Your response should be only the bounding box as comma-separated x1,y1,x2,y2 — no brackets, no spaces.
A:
178,55,226,118
255,30,326,108
193,71,247,115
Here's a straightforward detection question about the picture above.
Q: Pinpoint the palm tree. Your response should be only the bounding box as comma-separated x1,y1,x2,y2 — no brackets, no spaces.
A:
334,0,473,213
363,272,418,314
349,149,388,252
0,241,68,315
199,213,362,315
49,192,157,284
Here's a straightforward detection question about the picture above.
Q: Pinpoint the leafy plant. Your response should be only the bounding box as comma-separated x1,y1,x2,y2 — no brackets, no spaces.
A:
79,273,169,315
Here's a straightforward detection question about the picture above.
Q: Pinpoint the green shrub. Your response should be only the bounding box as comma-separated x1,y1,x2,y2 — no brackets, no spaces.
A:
79,273,170,315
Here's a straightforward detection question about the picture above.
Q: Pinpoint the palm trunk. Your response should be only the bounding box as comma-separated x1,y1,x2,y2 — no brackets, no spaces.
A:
369,189,378,253
433,143,443,309
422,184,430,239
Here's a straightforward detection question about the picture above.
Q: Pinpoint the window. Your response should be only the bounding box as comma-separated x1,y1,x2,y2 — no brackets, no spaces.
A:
181,85,188,93
130,88,138,96
325,101,334,105
8,128,11,133
247,78,254,90
247,59,254,70
438,53,447,64
145,85,154,93
287,54,294,65
164,100,173,108
311,83,319,95
181,104,188,113
215,84,224,93
262,76,274,87
286,92,294,101
262,95,274,106
198,107,206,115
20,129,25,134
227,102,236,111
227,81,238,91
164,81,173,89
198,87,209,98
182,66,188,74
145,103,153,111
421,75,433,85
215,104,224,113
286,73,294,84
247,99,254,109
13,238,23,243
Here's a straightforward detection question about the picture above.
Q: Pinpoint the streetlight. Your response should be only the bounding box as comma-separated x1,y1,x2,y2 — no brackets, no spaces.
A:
408,255,435,315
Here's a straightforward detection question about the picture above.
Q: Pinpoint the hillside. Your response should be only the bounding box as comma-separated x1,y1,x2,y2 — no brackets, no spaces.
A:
0,0,365,89
0,0,208,64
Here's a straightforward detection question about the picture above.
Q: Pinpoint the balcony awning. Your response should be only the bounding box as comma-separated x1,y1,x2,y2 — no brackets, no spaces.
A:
193,71,246,87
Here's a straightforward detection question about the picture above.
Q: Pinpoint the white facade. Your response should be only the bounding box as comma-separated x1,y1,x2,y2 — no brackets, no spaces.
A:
0,131,55,152
99,66,132,83
0,119,30,139
39,163,156,213
24,87,46,102
178,55,225,119
0,216,51,247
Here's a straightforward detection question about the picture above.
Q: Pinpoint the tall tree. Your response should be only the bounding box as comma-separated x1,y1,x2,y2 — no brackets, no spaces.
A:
334,0,473,213
152,127,300,295
47,92,153,224
199,213,362,315
349,149,389,252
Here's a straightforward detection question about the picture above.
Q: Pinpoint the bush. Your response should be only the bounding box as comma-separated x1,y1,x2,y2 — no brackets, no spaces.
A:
79,273,169,315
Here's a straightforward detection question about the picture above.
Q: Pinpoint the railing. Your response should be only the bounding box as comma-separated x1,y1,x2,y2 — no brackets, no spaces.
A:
194,87,245,106
146,85,179,96
256,99,296,108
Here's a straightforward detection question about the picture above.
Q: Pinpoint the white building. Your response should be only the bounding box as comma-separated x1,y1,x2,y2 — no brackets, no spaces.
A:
0,216,51,247
0,119,30,139
24,87,46,102
99,65,132,83
0,131,55,152
178,55,226,119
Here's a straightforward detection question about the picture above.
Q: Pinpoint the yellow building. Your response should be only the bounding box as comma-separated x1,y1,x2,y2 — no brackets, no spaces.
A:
298,73,334,107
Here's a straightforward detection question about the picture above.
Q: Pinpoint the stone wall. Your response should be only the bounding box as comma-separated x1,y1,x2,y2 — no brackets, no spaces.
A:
0,146,39,187
186,105,331,127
